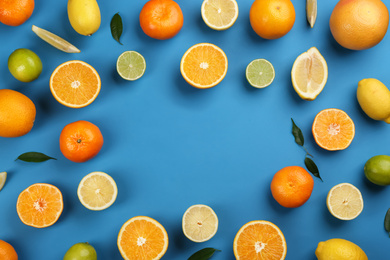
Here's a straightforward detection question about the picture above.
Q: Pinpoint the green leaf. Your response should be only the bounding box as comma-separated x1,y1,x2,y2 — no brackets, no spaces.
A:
291,118,304,146
385,208,390,237
188,248,221,260
110,13,123,45
16,152,56,163
304,157,322,181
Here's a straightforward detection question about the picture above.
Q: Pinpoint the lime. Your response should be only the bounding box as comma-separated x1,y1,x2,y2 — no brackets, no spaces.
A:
116,51,146,81
0,172,7,191
63,242,97,260
364,155,390,185
8,48,42,82
246,59,275,88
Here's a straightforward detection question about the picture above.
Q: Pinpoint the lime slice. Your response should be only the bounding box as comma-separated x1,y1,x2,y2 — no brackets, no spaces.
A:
182,204,218,242
116,51,146,81
246,59,275,88
326,183,363,220
0,172,7,191
201,0,239,31
32,25,80,53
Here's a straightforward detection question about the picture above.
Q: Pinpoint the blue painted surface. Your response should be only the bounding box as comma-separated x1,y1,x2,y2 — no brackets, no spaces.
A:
1,0,390,259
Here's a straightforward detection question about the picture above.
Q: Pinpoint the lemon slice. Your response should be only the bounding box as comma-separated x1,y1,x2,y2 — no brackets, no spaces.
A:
182,204,218,242
116,51,146,81
326,183,363,220
246,59,275,88
77,171,118,211
291,47,328,101
32,25,80,53
201,0,239,31
0,172,7,191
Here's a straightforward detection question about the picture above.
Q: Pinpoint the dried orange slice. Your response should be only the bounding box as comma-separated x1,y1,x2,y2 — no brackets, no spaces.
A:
233,220,287,260
180,43,228,89
50,60,101,108
312,108,355,151
117,216,168,260
16,183,63,228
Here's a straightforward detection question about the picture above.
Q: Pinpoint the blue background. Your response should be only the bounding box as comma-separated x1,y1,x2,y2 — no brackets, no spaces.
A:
1,0,390,259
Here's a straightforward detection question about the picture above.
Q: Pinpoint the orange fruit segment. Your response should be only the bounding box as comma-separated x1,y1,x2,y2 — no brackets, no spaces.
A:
16,183,63,228
117,216,169,260
233,220,287,260
312,108,355,151
50,60,101,108
180,43,228,89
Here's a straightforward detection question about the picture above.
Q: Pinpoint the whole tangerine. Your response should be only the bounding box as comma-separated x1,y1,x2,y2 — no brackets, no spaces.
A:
329,0,389,50
59,120,103,163
0,0,34,26
271,166,314,208
0,240,18,260
250,0,296,40
139,0,183,40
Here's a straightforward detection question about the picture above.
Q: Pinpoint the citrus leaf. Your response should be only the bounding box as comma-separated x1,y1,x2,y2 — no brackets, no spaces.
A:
188,248,221,260
385,208,390,237
16,152,57,163
110,13,123,45
291,118,304,146
304,157,322,181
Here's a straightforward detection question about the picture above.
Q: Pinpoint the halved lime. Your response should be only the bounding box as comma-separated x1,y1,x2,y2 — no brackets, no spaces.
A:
0,172,7,191
246,59,275,88
116,51,146,81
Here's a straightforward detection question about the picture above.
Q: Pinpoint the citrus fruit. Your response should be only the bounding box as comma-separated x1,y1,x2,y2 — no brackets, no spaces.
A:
201,0,239,31
59,120,104,163
364,155,390,185
233,220,287,260
249,0,295,40
180,43,228,89
8,48,42,82
116,51,146,81
357,78,390,123
68,0,101,36
0,172,7,191
77,171,118,211
50,60,101,108
0,240,18,260
246,59,275,88
326,183,363,220
329,0,389,50
291,47,328,101
32,25,80,53
306,0,317,28
312,109,355,151
0,0,34,26
182,204,218,243
315,238,368,260
139,0,183,40
117,216,169,260
63,242,97,260
0,89,36,138
271,166,314,208
16,183,63,228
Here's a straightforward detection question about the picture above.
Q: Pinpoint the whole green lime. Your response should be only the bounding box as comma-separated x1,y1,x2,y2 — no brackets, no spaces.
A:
364,155,390,186
63,242,97,260
8,48,42,82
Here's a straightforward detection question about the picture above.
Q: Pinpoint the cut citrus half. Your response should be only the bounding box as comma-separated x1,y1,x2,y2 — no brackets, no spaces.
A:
312,108,355,151
201,0,239,30
180,43,228,89
50,60,101,108
77,171,118,211
16,183,63,228
116,51,146,81
246,59,275,88
117,216,168,260
32,25,80,53
291,47,328,101
0,172,7,191
182,204,218,242
233,220,287,260
326,183,363,220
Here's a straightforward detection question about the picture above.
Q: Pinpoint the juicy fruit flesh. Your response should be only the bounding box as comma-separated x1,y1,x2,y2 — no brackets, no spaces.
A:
315,238,368,260
182,205,218,242
202,0,238,30
117,51,146,81
8,48,42,82
246,59,275,88
327,183,363,220
63,242,97,260
364,155,390,185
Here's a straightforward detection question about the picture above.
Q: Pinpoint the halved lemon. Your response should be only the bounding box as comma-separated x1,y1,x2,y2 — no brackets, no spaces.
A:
0,172,7,191
201,0,239,31
291,47,328,101
326,183,363,220
182,204,218,242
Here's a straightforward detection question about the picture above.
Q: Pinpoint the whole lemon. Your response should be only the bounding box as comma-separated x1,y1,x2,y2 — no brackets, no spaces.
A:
364,155,390,185
315,238,368,260
0,89,36,138
68,0,101,36
357,78,390,123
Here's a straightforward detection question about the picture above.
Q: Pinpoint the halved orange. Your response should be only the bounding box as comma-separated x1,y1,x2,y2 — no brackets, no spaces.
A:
180,43,228,89
233,220,287,260
50,60,101,108
117,216,168,260
312,108,355,151
16,183,63,228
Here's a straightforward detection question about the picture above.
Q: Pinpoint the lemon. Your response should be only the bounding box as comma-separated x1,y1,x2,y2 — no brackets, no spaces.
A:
291,47,328,101
246,59,275,88
201,0,239,31
182,204,218,242
326,183,363,220
32,25,80,53
315,238,368,260
364,155,390,186
357,78,390,123
116,51,146,81
68,0,101,36
0,172,7,191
